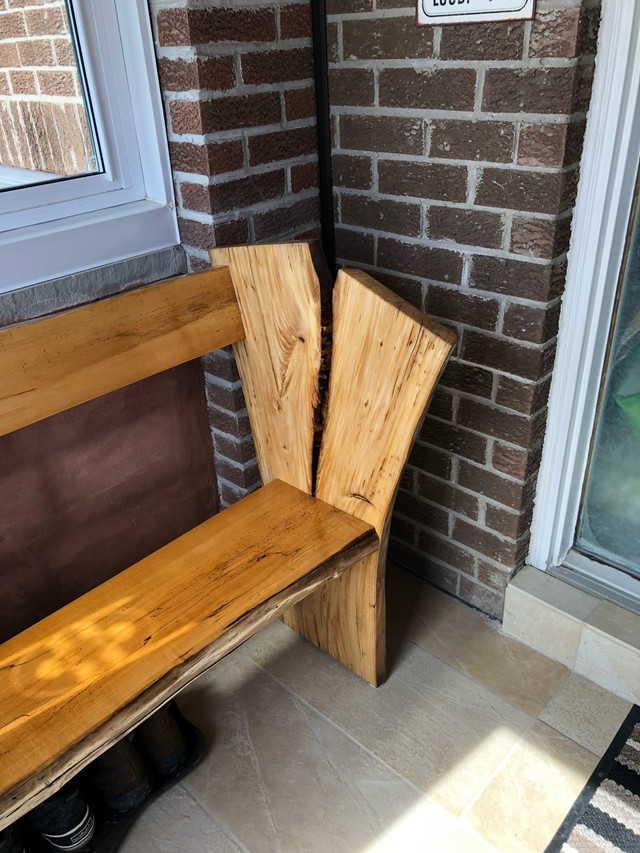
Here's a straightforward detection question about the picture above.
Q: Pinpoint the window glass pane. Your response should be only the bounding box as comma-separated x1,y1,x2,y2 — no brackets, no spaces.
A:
576,180,640,579
0,0,101,191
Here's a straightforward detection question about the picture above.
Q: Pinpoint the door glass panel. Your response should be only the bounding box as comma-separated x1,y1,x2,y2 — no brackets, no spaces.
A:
0,0,101,190
576,181,640,578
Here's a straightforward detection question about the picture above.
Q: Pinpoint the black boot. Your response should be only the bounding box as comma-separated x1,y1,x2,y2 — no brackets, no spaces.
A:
26,784,95,851
85,737,152,818
135,703,189,778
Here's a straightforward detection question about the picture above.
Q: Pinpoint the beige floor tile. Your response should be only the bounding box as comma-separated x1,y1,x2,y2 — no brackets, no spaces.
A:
364,797,499,853
178,650,429,853
120,784,243,853
575,623,640,703
387,568,570,715
244,619,535,817
539,673,632,755
464,720,600,853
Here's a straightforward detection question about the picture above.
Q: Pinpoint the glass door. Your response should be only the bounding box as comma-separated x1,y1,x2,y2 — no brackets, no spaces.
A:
575,181,640,580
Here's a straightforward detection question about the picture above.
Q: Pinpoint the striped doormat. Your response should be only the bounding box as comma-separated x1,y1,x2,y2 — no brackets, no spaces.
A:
546,705,640,852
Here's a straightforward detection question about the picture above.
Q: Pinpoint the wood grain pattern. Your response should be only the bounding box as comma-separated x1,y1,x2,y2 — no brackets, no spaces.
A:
209,243,321,494
0,268,243,437
0,480,377,829
284,269,457,685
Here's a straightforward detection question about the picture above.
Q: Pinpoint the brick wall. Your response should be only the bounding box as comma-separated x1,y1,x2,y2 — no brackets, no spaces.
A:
0,0,95,176
327,0,600,617
149,0,321,507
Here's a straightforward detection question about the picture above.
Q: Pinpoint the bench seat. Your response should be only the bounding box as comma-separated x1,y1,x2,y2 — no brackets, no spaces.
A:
0,479,377,829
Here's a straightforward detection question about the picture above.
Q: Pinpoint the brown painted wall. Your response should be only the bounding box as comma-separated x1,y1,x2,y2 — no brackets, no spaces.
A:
0,362,218,643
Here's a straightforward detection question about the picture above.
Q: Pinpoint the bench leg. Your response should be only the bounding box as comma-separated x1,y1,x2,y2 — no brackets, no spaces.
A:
282,549,385,686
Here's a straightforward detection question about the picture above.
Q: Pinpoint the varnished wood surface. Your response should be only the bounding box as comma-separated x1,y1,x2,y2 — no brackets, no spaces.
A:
284,269,457,685
0,268,243,436
209,243,321,495
0,480,377,829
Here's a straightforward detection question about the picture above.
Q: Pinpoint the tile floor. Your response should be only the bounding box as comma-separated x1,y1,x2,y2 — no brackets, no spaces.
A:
121,567,633,853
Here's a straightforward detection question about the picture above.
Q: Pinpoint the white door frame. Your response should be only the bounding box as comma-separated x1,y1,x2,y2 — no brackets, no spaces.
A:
528,0,640,607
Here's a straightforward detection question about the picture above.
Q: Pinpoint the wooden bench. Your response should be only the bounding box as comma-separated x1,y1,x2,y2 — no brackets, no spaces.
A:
0,243,456,830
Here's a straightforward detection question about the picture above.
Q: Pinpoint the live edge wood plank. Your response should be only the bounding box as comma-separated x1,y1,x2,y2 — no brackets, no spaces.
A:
0,267,243,437
0,480,377,830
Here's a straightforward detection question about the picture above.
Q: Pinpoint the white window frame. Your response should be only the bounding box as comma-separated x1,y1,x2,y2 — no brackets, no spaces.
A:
528,0,640,609
0,0,178,292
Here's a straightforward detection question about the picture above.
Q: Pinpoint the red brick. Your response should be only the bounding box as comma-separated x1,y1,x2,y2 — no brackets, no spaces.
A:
394,491,449,536
158,7,276,46
440,20,524,60
178,217,216,250
169,140,244,176
428,207,503,250
0,72,10,95
458,461,525,510
470,255,556,302
206,380,246,413
210,170,286,210
280,3,311,39
502,302,561,345
429,389,454,422
38,69,75,97
200,93,281,134
418,529,476,574
202,349,240,383
331,154,372,190
53,37,74,65
425,285,500,332
577,5,601,56
440,360,493,399
156,7,189,46
253,195,320,240
408,442,452,481
249,125,316,166
242,47,313,85
327,0,372,11
170,100,203,136
458,398,536,448
390,515,418,546
510,215,572,260
211,432,257,466
158,57,235,93
0,43,19,67
476,167,565,215
180,182,212,214
375,271,423,310
453,519,518,565
214,218,250,246
335,227,375,265
342,16,434,59
430,120,515,163
420,419,487,464
492,442,542,482
285,86,316,120
460,331,544,382
9,70,36,95
379,67,475,111
16,38,53,65
476,561,511,593
483,67,578,115
25,6,65,35
328,68,375,106
518,123,568,168
495,375,551,417
379,159,466,203
0,10,26,38
459,577,503,619
378,236,463,284
209,407,252,440
417,474,480,521
326,22,339,62
216,458,261,491
529,9,580,58
388,541,460,596
340,115,424,156
485,503,532,540
291,160,318,193
341,196,421,238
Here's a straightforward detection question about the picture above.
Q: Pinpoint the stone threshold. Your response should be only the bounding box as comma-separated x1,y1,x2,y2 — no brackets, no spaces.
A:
503,565,640,704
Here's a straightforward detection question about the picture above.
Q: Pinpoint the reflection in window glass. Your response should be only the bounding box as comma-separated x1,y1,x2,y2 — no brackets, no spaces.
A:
0,0,101,190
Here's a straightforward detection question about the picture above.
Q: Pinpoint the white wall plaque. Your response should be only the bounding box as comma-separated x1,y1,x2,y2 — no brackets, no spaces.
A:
417,0,536,26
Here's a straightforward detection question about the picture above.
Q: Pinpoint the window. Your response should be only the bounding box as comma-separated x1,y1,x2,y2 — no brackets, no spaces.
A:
0,0,178,292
